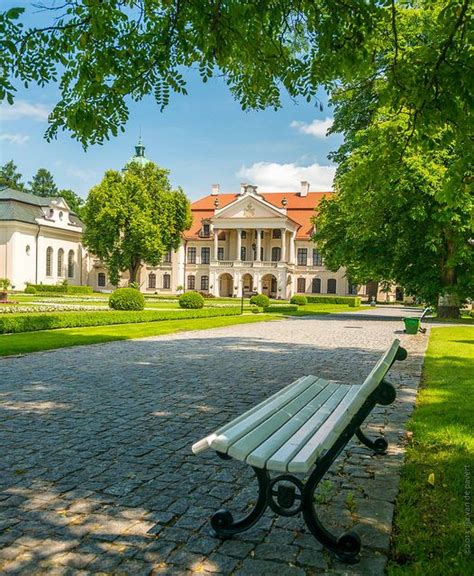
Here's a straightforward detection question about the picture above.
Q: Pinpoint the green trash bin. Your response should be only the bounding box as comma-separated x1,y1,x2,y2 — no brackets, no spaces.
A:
404,317,420,334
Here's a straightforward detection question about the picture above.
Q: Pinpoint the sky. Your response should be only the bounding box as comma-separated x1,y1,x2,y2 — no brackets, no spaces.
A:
0,3,342,202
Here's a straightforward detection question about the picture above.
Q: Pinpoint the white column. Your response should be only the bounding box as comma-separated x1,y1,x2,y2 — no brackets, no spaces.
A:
256,229,261,261
290,231,296,264
236,229,241,261
281,229,286,262
213,230,219,261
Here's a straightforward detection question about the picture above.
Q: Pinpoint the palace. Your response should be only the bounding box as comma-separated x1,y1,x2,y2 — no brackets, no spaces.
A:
1,141,394,300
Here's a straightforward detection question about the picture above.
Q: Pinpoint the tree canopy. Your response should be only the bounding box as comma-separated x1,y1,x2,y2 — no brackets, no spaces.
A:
0,160,25,190
83,162,191,286
1,1,472,192
28,168,58,197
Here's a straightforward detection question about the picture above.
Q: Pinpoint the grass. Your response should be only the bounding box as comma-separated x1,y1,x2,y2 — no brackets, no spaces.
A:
0,314,276,356
388,326,474,575
284,303,363,316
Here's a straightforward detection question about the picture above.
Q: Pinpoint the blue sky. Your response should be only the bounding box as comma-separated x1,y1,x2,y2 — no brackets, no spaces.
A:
0,3,341,201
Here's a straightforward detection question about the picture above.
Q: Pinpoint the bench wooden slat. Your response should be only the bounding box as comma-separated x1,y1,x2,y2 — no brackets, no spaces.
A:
288,386,361,473
246,382,342,470
228,379,332,461
199,375,318,455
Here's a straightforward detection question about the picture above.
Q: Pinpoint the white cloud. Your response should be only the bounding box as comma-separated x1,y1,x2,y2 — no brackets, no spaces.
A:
290,117,334,138
0,133,29,145
66,168,98,183
0,100,50,122
237,161,335,192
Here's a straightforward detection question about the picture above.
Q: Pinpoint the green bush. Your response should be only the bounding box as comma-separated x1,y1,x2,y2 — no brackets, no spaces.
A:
263,304,298,313
249,294,270,308
290,295,308,306
0,308,240,334
25,283,93,295
109,288,145,310
250,305,260,314
179,291,205,309
306,295,361,307
24,285,37,294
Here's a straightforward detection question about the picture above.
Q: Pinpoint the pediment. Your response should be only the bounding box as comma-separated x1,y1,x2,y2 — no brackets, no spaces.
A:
214,194,285,220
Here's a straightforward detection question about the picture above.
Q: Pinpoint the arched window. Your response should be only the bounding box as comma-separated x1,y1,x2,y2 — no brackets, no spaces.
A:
272,229,281,239
148,272,156,289
98,272,106,287
327,278,337,294
187,275,195,290
201,275,209,291
297,277,306,293
163,273,171,289
271,247,281,262
67,250,75,278
312,277,321,293
57,248,64,277
46,247,53,276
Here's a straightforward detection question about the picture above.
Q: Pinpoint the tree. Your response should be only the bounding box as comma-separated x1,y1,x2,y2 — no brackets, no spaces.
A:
0,160,25,190
83,162,191,285
313,87,473,318
28,168,58,197
1,2,471,197
59,189,84,217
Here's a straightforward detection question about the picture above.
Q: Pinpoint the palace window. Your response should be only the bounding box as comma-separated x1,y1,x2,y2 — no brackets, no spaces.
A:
297,248,308,266
148,272,156,289
241,231,247,239
241,246,247,261
218,247,224,261
187,247,196,264
311,277,321,294
187,275,195,290
57,248,64,277
271,247,281,262
164,250,171,263
297,278,306,293
272,229,281,239
67,250,75,278
163,273,171,289
202,223,210,237
46,247,53,277
327,278,337,294
201,275,209,291
260,247,264,261
312,249,323,266
98,272,106,287
201,247,210,264
348,282,358,295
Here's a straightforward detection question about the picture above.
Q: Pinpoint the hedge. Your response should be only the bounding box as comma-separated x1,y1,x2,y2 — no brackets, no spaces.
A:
290,295,308,306
179,291,205,309
0,308,241,334
263,304,298,313
26,284,93,295
305,295,361,307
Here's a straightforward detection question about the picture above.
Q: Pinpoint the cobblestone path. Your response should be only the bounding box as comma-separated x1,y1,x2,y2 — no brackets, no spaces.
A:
0,315,428,575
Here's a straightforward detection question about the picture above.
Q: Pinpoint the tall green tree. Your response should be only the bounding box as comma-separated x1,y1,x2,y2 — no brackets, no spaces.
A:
0,160,25,190
1,1,471,198
59,188,84,217
83,162,191,285
28,168,58,197
313,87,473,317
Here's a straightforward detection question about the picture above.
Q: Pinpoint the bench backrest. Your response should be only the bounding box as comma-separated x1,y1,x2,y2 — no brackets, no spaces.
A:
356,339,401,400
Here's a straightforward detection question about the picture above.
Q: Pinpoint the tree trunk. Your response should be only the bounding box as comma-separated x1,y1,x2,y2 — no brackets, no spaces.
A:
437,293,460,319
128,261,141,286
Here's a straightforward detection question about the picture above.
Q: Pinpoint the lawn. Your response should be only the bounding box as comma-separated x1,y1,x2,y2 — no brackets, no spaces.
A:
0,314,276,356
388,326,474,575
284,303,363,316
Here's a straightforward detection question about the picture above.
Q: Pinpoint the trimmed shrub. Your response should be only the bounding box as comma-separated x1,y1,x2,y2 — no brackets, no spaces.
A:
66,285,93,294
179,291,205,309
306,295,361,307
263,304,298,313
290,295,308,306
25,283,93,295
24,284,37,294
249,294,270,308
109,288,145,311
0,308,240,334
250,305,260,314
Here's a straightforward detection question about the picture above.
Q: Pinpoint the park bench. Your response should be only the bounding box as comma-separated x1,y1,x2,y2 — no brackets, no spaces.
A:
192,339,407,562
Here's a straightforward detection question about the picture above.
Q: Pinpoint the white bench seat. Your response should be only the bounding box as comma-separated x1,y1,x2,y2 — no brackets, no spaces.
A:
192,339,402,474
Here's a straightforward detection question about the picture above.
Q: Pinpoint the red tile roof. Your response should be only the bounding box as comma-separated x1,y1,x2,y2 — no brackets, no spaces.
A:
185,191,332,239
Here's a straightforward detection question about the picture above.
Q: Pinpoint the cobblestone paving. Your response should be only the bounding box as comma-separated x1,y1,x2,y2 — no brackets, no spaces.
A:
0,314,429,575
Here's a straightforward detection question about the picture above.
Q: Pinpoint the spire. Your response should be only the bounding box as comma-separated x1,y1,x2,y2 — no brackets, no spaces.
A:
123,134,152,170
135,136,145,158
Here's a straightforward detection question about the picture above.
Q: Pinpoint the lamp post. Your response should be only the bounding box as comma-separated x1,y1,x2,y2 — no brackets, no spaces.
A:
241,278,244,315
